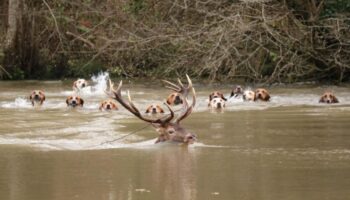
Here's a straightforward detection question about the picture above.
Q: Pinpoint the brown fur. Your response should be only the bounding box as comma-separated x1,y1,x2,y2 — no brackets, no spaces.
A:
29,90,46,106
72,79,88,91
99,99,118,111
208,91,227,106
66,95,84,107
243,90,256,101
319,92,339,104
230,85,243,98
166,92,183,106
255,88,270,101
145,104,165,114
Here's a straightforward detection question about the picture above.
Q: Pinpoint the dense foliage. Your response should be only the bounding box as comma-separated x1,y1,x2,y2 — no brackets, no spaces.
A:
0,0,349,83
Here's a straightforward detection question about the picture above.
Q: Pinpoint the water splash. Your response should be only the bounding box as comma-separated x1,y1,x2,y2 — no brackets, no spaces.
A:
1,97,32,109
91,71,109,94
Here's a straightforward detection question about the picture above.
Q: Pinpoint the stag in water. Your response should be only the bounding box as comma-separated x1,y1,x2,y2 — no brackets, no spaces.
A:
106,75,197,145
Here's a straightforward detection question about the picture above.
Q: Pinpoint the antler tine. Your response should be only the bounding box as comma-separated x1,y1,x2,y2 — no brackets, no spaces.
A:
175,75,196,124
162,103,175,123
162,80,181,92
186,74,192,89
177,78,184,88
127,91,139,113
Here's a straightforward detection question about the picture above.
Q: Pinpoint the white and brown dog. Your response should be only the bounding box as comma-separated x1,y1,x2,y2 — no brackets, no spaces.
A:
145,104,165,114
66,95,84,108
209,97,226,109
73,78,88,92
242,90,256,101
319,92,339,104
208,91,227,108
29,90,45,106
230,85,243,98
255,88,270,101
99,99,118,111
166,92,183,106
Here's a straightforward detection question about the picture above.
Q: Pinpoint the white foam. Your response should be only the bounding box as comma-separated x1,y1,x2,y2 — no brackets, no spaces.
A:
1,97,32,109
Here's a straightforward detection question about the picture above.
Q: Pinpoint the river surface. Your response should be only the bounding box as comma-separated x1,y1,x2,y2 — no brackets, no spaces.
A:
1,74,350,200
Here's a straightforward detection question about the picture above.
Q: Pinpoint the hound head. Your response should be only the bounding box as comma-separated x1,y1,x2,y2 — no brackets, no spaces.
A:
166,92,183,106
73,79,88,91
29,90,45,106
99,99,118,111
319,92,339,104
243,90,256,101
145,104,165,114
66,95,84,107
255,88,270,101
209,97,226,109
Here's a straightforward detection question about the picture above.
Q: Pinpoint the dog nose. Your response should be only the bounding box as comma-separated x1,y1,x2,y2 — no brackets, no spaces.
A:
72,100,76,105
152,108,157,112
326,100,330,103
106,104,111,109
82,83,86,87
217,103,222,108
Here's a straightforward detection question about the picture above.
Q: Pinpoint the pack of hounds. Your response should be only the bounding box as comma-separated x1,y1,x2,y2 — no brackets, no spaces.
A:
28,76,339,145
30,78,339,111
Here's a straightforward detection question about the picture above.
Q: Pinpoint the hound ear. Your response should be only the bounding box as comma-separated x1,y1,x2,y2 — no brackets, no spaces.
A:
265,93,270,101
221,94,227,101
99,102,104,110
333,96,339,103
166,99,171,105
209,94,213,101
230,91,234,98
145,109,150,113
66,98,69,105
80,98,84,106
319,96,325,103
29,95,32,100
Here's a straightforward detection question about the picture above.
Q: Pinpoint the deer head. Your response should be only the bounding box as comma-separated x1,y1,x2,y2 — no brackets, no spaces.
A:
106,75,197,145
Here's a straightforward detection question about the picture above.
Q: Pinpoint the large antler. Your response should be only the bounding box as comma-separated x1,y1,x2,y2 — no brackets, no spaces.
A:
163,74,196,124
106,80,174,125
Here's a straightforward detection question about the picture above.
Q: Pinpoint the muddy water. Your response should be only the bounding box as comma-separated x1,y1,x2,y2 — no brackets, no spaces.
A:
1,75,350,200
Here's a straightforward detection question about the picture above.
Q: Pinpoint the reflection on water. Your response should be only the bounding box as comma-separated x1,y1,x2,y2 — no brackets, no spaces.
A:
1,77,350,199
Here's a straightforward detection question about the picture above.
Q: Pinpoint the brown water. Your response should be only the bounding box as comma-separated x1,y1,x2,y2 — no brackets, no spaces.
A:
1,76,350,200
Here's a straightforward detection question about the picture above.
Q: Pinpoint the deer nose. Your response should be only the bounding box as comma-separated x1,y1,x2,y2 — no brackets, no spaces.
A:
184,133,197,144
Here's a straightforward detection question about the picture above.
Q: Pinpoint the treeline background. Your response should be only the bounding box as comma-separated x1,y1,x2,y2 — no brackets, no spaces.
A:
0,0,349,83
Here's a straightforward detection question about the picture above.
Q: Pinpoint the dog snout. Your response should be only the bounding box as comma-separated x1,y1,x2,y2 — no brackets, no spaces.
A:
71,100,77,105
217,102,222,108
82,83,86,87
152,108,157,113
106,104,111,109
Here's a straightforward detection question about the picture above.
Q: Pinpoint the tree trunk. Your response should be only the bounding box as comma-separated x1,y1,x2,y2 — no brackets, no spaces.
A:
4,0,21,50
